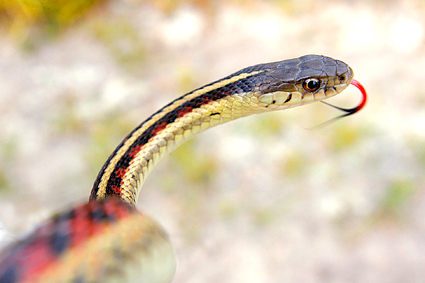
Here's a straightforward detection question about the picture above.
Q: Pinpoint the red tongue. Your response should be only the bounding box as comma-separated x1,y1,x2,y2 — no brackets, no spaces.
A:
350,79,367,113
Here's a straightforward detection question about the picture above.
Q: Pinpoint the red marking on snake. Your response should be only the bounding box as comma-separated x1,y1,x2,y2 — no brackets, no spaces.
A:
115,167,126,178
0,199,136,283
128,144,143,158
150,121,168,136
177,105,194,118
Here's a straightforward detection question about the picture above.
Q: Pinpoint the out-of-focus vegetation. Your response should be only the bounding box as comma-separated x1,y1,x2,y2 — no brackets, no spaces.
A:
0,0,105,50
91,18,147,69
0,0,104,34
0,0,214,35
0,0,312,37
0,138,17,194
378,178,416,219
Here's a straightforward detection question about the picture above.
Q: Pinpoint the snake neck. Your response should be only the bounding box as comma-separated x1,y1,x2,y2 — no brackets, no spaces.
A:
89,55,355,205
90,71,265,205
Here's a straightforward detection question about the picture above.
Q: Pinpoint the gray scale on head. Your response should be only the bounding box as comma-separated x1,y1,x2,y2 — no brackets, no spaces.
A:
252,55,353,97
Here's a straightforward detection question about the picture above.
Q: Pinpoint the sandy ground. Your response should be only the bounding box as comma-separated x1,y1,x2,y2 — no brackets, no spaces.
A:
1,1,425,282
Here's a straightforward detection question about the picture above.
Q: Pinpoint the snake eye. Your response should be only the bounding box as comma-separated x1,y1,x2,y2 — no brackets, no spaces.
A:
339,75,346,83
302,78,320,92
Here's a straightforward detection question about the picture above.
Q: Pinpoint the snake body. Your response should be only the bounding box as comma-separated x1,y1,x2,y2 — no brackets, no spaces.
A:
0,55,364,283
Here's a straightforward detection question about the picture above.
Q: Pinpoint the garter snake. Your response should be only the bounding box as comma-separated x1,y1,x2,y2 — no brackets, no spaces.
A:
0,54,367,283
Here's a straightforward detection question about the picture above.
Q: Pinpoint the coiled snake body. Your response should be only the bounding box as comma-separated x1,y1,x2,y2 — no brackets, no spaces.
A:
0,55,366,283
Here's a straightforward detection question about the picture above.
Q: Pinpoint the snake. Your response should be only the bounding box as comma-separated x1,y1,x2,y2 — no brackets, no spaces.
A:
0,54,367,283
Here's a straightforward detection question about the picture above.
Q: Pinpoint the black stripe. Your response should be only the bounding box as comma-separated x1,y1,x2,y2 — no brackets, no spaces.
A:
0,265,18,283
49,210,75,256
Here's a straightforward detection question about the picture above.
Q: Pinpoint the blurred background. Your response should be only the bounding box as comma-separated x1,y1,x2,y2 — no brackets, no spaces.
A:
0,0,424,282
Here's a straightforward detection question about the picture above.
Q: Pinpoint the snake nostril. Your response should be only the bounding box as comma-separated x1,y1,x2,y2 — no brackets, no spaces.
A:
339,75,346,83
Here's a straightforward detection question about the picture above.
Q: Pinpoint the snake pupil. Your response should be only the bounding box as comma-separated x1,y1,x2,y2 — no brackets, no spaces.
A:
302,78,320,92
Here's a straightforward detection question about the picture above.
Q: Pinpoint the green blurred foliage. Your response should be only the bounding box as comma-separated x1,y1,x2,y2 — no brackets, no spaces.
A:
218,198,238,218
91,18,147,69
378,178,416,220
251,207,275,226
0,0,105,50
0,169,10,193
169,139,218,186
49,95,85,135
327,123,371,151
0,0,104,32
247,114,285,137
0,139,14,194
0,137,18,162
85,113,136,176
280,151,308,179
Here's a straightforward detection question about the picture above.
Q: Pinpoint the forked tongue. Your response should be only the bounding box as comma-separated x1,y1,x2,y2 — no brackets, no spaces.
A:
309,79,367,129
321,78,367,118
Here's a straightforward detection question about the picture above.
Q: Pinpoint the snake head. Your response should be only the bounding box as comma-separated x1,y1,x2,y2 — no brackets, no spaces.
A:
256,55,354,110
